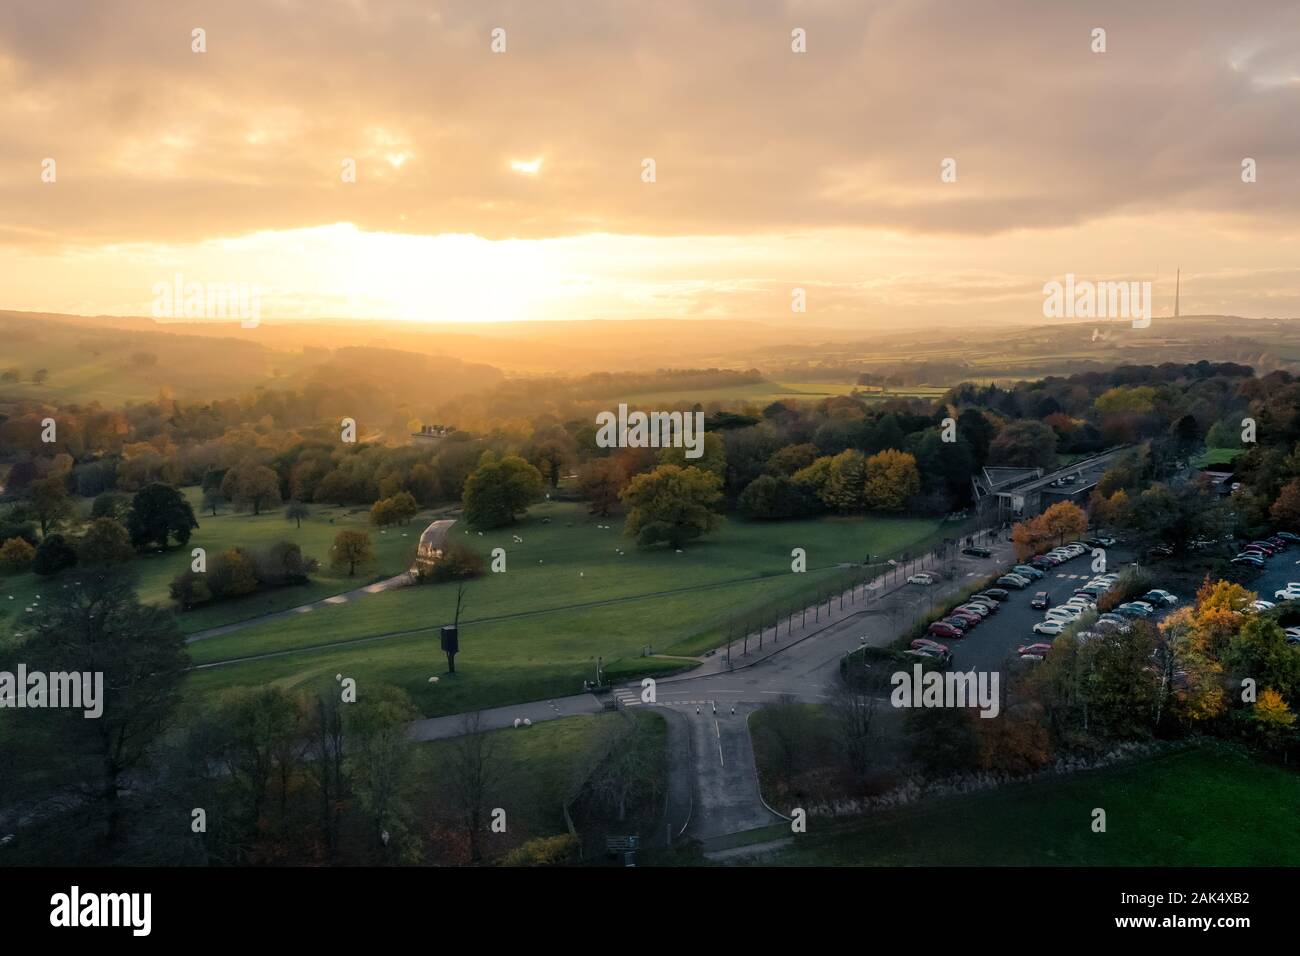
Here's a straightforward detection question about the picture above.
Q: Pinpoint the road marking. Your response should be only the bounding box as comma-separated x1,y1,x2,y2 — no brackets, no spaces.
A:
715,718,724,766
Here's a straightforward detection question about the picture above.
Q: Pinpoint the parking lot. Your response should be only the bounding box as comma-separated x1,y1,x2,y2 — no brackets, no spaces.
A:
927,544,1156,672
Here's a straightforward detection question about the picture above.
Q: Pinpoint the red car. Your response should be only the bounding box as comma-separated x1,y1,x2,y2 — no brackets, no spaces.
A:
911,638,950,653
928,621,963,639
1017,642,1053,656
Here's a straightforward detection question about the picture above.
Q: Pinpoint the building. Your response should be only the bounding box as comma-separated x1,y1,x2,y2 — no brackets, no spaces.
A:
411,518,457,575
410,424,456,446
972,447,1130,523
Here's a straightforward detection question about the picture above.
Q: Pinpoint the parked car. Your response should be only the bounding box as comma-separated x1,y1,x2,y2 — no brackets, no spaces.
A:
1030,591,1050,609
928,622,963,639
1275,531,1300,543
1044,607,1081,623
979,588,1011,601
1148,544,1174,558
911,638,950,653
1249,600,1275,612
1274,583,1300,601
1017,642,1053,656
908,572,936,585
1033,620,1066,636
907,647,953,666
961,546,992,558
1232,554,1265,567
1115,603,1152,618
1285,626,1300,645
1140,590,1178,607
997,574,1030,589
1012,565,1045,580
954,603,990,618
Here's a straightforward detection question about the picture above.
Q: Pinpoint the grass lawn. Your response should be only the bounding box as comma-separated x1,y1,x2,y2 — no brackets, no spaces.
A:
182,501,944,715
413,711,664,850
0,487,424,641
1193,446,1241,469
765,745,1300,866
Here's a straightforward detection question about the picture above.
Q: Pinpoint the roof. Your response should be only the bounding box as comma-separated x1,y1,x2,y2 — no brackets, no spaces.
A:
417,519,457,554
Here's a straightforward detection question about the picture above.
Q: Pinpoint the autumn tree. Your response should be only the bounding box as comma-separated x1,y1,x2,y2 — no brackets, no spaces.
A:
222,462,283,516
29,477,75,537
988,420,1058,469
78,518,135,565
577,457,625,517
1040,500,1088,546
863,449,921,512
330,530,374,577
620,463,722,549
1269,478,1300,531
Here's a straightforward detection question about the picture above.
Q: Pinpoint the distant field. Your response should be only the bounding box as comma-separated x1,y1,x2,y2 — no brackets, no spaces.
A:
182,501,945,716
765,746,1300,866
617,380,948,406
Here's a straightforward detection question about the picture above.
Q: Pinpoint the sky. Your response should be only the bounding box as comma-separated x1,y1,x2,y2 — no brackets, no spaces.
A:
1,0,1298,327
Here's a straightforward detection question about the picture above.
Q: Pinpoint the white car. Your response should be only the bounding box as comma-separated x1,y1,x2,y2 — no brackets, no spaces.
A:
1274,584,1300,601
1033,620,1066,636
1145,589,1179,605
1250,600,1276,612
1045,607,1082,623
908,573,936,586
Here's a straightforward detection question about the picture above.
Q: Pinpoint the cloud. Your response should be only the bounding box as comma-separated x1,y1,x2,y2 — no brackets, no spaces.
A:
0,0,1296,248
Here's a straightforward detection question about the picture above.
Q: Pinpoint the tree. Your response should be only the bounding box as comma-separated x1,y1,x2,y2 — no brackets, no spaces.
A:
586,714,664,823
222,463,282,516
370,491,417,528
1249,689,1297,753
32,533,78,576
0,536,36,574
829,683,879,777
443,712,500,863
462,455,544,530
659,432,727,481
736,474,818,519
29,476,74,537
19,566,187,851
988,420,1058,469
347,685,418,860
90,492,130,522
766,443,820,476
1040,500,1088,546
577,458,625,517
201,487,223,518
330,530,374,577
1269,479,1300,531
285,500,310,529
127,482,199,550
32,368,49,384
863,449,921,512
419,541,484,582
77,517,135,565
620,464,722,549
211,687,302,847
304,684,349,862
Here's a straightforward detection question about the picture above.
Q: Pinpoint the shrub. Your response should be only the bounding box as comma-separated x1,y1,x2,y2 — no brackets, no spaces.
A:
500,833,580,867
32,533,78,576
0,537,36,574
419,540,484,583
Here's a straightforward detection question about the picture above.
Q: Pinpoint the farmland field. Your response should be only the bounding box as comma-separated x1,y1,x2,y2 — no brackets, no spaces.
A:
617,380,948,406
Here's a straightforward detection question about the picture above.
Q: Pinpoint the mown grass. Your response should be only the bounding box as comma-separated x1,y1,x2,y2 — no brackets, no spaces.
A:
764,745,1300,866
182,501,944,715
0,487,423,640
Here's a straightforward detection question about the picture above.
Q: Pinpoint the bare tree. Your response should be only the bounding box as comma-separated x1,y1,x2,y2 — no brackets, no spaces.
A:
444,711,500,863
305,687,348,862
586,715,663,823
830,683,879,777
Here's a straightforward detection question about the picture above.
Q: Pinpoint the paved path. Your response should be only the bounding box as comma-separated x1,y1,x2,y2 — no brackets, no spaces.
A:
401,528,1018,844
185,572,415,644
